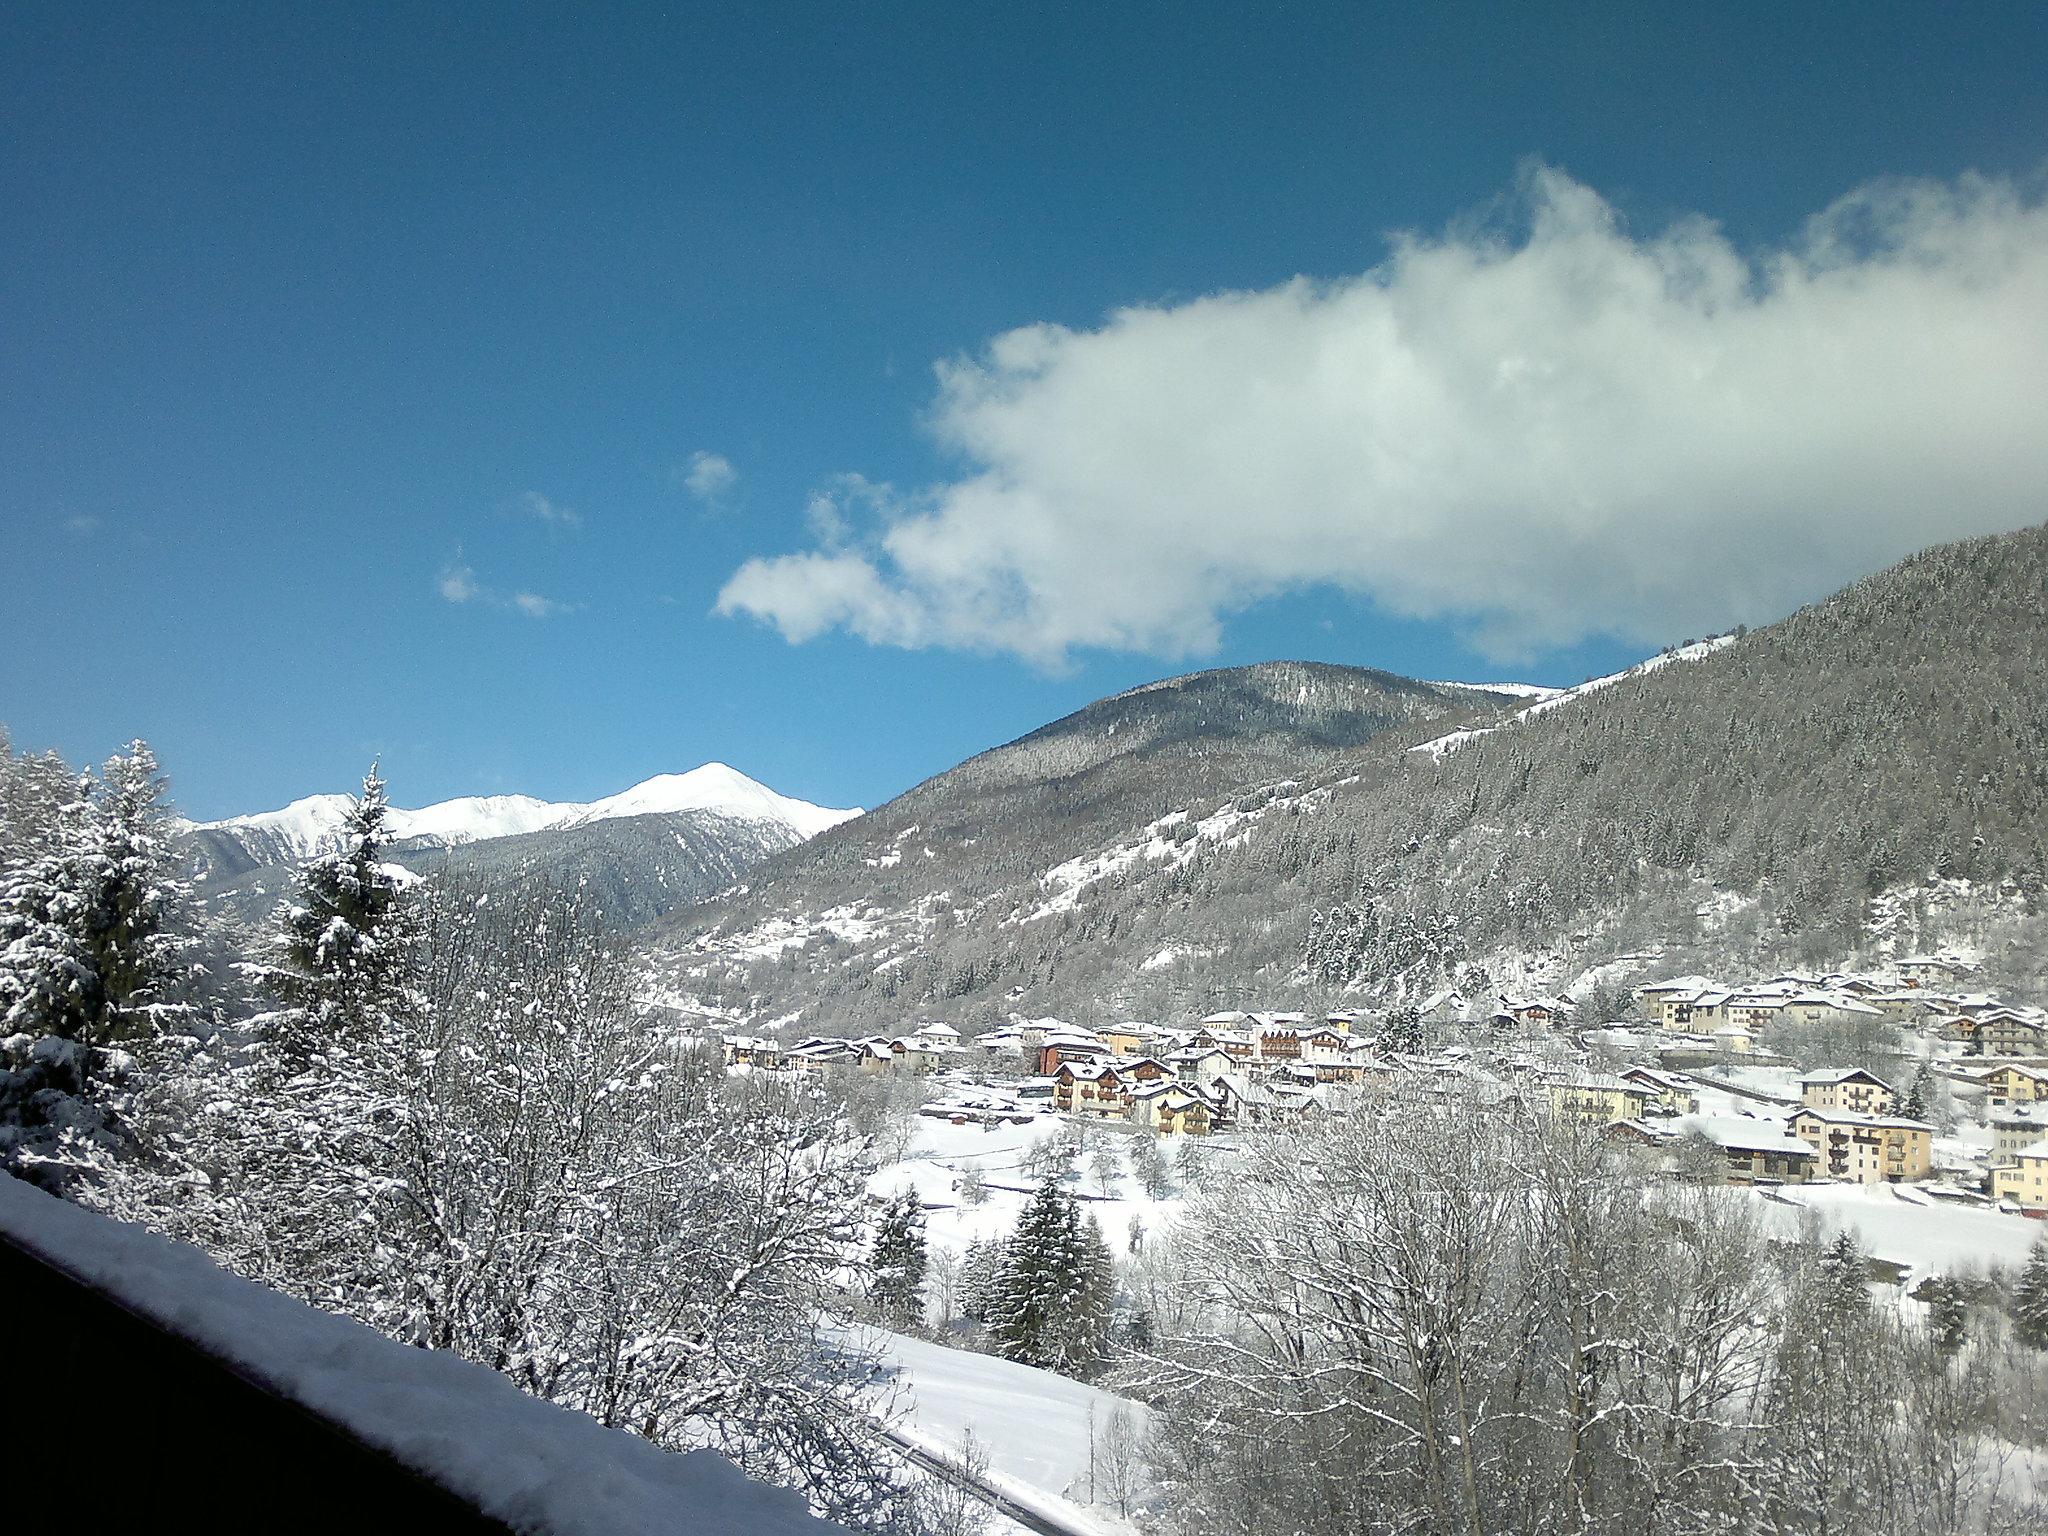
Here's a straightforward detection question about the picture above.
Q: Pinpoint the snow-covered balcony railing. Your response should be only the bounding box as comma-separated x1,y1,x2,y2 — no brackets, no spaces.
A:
0,1174,851,1536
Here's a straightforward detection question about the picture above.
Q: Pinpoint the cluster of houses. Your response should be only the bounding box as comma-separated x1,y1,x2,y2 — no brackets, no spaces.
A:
720,1023,976,1075
707,952,2048,1211
1633,957,2048,1057
1611,1068,1936,1187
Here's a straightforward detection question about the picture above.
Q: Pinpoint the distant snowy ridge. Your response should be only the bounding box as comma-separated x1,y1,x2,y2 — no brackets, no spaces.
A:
1425,678,1565,701
189,762,861,859
1412,636,1738,760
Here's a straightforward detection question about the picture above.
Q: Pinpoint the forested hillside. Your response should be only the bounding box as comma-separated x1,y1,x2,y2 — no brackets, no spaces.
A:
654,525,2048,1030
649,664,1518,1019
400,809,803,929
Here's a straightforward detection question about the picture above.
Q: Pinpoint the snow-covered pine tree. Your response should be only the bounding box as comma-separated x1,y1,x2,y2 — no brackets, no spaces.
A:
1896,1066,1929,1121
1924,1274,1968,1356
2013,1239,2048,1350
986,1178,1079,1366
1378,1004,1424,1055
1073,1212,1117,1367
869,1189,929,1328
957,1237,1004,1326
0,729,75,875
986,1178,1115,1374
227,764,426,1302
1813,1231,1869,1318
247,764,424,1072
0,742,197,1190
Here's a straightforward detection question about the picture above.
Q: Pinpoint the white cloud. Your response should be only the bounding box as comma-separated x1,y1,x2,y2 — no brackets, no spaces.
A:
438,560,480,603
682,450,738,503
64,514,101,536
717,163,2048,663
510,590,571,619
437,557,572,618
519,491,582,529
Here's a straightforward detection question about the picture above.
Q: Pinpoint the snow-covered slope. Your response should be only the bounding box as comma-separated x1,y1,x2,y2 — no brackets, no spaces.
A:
1411,635,1738,760
191,764,859,858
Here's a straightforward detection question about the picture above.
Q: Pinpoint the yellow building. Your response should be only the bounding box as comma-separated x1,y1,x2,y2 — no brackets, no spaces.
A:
1126,1082,1214,1136
1051,1062,1130,1117
1991,1140,2048,1212
1100,1023,1150,1056
1797,1069,1895,1115
1983,1064,2048,1104
1545,1073,1651,1126
1787,1108,1933,1184
1635,979,1728,1031
1621,1067,1700,1115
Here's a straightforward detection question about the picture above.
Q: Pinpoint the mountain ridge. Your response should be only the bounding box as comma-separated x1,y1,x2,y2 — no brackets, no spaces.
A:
180,763,861,932
187,762,859,863
645,524,2048,1032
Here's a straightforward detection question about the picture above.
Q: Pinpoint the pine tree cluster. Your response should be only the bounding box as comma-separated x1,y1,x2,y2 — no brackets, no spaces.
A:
0,742,197,1189
976,1178,1116,1374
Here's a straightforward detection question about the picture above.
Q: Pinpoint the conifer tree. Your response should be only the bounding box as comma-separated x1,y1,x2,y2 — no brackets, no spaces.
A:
1925,1274,1968,1356
869,1189,929,1328
1074,1213,1117,1362
958,1237,1005,1327
1896,1066,1929,1121
226,765,426,1300
986,1178,1116,1374
248,764,423,1071
1813,1231,1869,1319
2013,1239,2048,1350
0,742,196,1188
986,1178,1077,1365
1379,1004,1424,1055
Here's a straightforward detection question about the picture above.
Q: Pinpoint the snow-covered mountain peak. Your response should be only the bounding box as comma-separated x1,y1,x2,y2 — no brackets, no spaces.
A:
188,765,860,861
561,765,861,840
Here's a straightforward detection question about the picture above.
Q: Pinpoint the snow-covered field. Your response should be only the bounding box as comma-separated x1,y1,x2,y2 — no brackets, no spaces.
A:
866,1112,1197,1262
1746,1182,2044,1278
870,1329,1149,1516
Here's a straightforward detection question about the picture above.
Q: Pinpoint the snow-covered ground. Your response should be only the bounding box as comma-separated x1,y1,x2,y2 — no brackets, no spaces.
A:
1744,1182,2044,1278
869,1329,1150,1517
866,1112,1197,1262
0,1176,847,1536
850,1110,1175,1531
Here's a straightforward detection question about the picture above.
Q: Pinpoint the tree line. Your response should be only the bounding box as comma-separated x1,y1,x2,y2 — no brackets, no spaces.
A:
0,738,929,1531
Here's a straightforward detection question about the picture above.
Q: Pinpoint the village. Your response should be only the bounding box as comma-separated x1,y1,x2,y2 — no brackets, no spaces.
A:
713,952,2048,1215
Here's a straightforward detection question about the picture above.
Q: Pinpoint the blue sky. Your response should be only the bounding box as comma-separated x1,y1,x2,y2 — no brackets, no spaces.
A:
4,4,2045,819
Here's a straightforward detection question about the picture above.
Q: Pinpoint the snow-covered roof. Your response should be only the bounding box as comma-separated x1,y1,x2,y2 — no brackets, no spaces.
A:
1790,1107,1934,1132
1638,975,1721,995
1622,1067,1695,1091
1548,1071,1646,1095
1678,1115,1819,1158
